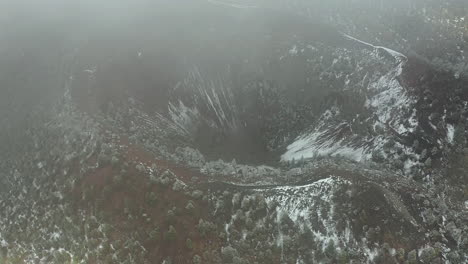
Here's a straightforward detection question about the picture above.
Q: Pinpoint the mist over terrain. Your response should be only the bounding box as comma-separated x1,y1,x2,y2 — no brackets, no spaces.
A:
1,0,467,263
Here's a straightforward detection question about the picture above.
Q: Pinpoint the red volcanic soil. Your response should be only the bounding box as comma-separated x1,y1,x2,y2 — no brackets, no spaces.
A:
71,130,221,263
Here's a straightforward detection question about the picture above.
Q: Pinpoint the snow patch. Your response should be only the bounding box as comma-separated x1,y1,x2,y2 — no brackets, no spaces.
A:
168,100,200,134
342,33,407,61
363,247,381,263
366,65,411,125
0,239,8,247
447,124,455,143
281,128,371,162
263,177,352,251
289,45,298,55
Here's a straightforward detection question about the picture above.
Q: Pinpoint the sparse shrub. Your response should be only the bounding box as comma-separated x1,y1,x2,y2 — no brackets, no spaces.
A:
149,226,160,240
407,249,417,264
53,251,71,263
186,238,193,250
232,256,244,264
149,174,158,185
396,248,405,262
372,149,385,163
101,223,111,234
89,228,101,239
88,238,99,249
254,194,267,210
135,163,146,173
192,255,202,264
241,196,252,211
172,180,185,191
160,176,172,187
279,212,294,233
161,170,175,179
232,193,241,208
233,209,246,226
146,192,158,206
123,197,131,215
299,226,315,248
371,249,385,263
198,219,216,237
245,216,254,230
219,231,226,240
162,257,173,264
424,157,432,167
166,209,176,223
112,174,123,185
111,156,119,167
186,200,195,212
453,123,466,153
221,246,239,263
420,246,437,263
192,190,204,200
98,153,111,165
165,225,177,242
215,199,225,215
150,163,159,173
324,240,336,259
447,251,460,263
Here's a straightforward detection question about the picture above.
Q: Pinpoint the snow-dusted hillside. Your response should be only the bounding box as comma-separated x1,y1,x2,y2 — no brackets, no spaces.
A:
1,0,467,263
